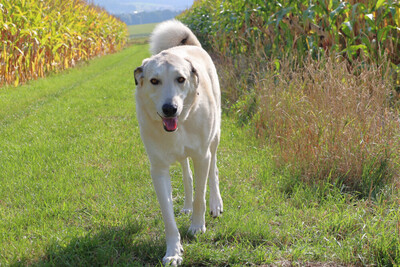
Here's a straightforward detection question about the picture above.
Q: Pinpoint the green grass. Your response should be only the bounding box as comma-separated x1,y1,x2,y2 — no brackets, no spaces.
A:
1,44,400,266
128,23,157,39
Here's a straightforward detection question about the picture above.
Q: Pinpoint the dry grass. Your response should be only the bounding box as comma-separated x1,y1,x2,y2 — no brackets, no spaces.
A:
218,56,400,198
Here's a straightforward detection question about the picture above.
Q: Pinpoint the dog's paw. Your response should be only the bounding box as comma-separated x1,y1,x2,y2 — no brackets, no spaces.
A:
163,245,184,266
180,207,192,214
162,255,183,266
188,224,206,235
210,195,223,218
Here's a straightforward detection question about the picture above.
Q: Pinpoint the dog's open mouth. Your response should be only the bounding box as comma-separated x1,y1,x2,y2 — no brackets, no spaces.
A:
162,117,178,132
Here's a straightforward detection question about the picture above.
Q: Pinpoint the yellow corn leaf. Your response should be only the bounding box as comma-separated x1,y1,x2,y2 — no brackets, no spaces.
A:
64,57,68,68
14,75,19,87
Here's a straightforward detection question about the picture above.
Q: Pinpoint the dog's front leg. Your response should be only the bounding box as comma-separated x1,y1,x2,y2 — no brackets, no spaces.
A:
151,167,183,266
189,151,211,235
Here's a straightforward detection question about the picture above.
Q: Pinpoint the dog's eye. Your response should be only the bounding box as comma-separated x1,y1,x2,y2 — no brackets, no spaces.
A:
150,78,160,85
177,77,185,83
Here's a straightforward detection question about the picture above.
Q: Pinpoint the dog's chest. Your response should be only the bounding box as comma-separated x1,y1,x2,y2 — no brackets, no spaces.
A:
163,131,201,158
142,125,203,164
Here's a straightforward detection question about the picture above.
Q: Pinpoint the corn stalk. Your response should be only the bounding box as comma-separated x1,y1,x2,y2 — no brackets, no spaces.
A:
0,0,127,87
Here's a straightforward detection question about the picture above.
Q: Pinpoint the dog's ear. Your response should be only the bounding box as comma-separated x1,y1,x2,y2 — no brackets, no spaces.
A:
134,59,149,87
185,58,199,88
134,67,143,86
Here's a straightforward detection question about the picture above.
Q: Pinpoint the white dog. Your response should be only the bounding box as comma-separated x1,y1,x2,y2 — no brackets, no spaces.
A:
134,20,223,266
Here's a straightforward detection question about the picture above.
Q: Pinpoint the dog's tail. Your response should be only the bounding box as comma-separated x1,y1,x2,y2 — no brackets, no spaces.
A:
149,19,202,55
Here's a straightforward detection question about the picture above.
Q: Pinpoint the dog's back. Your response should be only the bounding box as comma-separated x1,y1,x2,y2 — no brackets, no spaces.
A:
149,19,202,55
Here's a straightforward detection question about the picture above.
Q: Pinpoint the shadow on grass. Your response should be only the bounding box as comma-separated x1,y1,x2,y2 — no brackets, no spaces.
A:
12,221,167,266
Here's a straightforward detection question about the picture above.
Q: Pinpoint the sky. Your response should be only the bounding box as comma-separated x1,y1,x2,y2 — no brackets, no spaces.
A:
91,0,195,14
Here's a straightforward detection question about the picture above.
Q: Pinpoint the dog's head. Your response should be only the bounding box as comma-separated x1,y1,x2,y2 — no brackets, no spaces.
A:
134,52,199,132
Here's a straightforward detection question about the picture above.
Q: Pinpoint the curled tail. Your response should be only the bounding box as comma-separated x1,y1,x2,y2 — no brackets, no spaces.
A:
149,19,202,55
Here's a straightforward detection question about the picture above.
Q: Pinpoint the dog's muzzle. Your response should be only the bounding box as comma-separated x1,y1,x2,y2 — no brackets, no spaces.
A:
160,103,178,132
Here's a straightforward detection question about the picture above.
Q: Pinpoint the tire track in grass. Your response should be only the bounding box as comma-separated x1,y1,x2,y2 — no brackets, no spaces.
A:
0,45,148,179
0,47,145,130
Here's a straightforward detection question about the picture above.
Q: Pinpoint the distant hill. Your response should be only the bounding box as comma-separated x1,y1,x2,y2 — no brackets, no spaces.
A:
91,0,194,14
116,10,183,25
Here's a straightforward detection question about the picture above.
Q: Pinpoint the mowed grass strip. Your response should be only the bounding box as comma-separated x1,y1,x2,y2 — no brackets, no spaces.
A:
0,44,149,264
128,23,158,39
0,44,399,266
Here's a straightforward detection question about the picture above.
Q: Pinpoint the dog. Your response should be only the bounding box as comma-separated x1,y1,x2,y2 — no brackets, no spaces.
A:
134,20,223,266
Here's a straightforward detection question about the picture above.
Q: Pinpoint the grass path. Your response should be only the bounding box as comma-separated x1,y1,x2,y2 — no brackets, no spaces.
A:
0,45,399,266
128,23,157,39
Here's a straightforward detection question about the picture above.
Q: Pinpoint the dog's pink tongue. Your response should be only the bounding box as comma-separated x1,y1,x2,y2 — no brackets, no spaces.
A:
162,117,178,132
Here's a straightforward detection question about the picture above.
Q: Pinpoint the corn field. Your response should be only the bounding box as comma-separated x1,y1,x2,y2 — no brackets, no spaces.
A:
180,0,400,67
0,0,127,87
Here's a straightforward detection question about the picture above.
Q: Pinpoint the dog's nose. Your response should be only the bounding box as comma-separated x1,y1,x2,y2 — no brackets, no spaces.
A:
162,103,178,117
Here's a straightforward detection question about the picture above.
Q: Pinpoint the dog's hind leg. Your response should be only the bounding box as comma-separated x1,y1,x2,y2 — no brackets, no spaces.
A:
189,151,211,235
209,137,223,217
180,158,193,214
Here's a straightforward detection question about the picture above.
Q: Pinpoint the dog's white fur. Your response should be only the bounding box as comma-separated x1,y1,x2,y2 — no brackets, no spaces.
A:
134,20,223,266
149,19,202,55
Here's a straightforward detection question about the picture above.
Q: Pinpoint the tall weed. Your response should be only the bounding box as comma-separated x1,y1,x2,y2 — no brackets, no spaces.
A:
219,56,399,198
